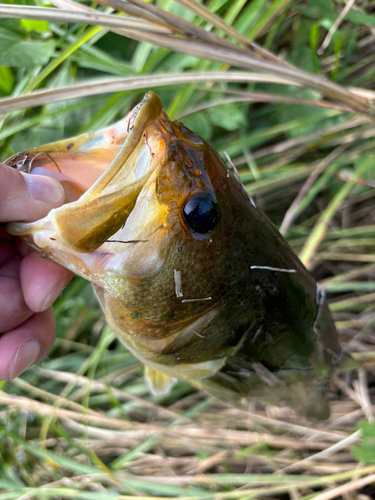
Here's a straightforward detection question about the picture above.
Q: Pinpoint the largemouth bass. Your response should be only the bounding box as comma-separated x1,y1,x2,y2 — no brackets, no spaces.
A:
6,92,350,418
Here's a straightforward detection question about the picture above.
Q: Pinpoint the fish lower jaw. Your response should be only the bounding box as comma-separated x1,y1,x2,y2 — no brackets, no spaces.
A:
7,217,109,282
33,228,58,248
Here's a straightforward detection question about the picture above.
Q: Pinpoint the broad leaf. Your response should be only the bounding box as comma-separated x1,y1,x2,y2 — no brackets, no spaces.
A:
0,27,55,68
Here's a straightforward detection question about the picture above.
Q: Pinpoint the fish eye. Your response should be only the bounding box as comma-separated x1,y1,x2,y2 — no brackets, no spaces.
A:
182,196,220,234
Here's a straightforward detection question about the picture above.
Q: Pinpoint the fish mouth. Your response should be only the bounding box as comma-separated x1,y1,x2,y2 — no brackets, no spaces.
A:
6,92,173,282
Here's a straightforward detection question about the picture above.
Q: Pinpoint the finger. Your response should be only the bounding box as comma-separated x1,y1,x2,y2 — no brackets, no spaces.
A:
0,308,55,381
0,255,33,332
20,252,73,312
0,162,65,223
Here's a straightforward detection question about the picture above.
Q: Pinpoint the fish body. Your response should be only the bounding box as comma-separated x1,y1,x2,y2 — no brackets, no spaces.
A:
6,92,347,418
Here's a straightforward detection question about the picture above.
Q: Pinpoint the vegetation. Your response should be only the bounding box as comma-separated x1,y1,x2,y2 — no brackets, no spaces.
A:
0,0,375,498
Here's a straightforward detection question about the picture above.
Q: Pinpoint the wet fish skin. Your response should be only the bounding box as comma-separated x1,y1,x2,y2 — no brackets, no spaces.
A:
6,92,347,418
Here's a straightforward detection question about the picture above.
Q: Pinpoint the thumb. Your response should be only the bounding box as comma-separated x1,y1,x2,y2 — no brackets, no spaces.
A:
0,162,65,223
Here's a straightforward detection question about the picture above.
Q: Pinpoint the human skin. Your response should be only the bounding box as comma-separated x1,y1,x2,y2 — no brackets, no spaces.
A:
0,162,72,380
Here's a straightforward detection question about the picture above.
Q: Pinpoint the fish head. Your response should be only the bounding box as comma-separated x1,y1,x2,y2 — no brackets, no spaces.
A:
6,92,253,325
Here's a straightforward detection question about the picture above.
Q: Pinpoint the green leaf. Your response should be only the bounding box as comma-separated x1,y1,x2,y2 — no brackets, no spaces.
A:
309,23,319,51
0,18,26,35
208,103,247,131
346,9,375,27
356,421,375,439
20,19,50,33
182,113,213,139
296,0,335,21
300,0,375,27
331,32,341,80
0,28,55,68
352,422,375,464
0,66,14,94
352,444,375,464
354,155,375,179
305,0,335,17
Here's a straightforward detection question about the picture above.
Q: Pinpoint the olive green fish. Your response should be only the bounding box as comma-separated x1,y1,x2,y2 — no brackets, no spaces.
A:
6,92,351,418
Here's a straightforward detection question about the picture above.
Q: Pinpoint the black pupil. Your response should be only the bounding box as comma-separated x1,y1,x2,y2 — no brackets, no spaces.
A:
183,197,219,234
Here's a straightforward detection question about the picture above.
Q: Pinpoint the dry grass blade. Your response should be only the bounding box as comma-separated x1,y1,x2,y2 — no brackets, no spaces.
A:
52,0,171,28
48,0,371,115
0,72,299,113
172,0,294,73
318,0,356,55
0,3,372,115
173,0,251,46
280,143,349,235
179,95,354,119
93,0,241,51
233,116,368,165
311,473,375,500
300,160,373,268
280,430,362,473
0,5,172,35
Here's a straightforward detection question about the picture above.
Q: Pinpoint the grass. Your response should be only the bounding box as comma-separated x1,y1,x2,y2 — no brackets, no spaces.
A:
0,0,375,499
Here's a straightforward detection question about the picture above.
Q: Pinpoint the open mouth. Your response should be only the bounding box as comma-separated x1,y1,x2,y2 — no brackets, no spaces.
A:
5,92,171,283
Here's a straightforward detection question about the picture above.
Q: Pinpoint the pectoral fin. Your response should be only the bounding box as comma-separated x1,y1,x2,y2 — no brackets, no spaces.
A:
145,366,177,395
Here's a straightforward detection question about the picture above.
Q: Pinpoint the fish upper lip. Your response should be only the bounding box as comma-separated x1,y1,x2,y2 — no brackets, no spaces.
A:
5,95,165,195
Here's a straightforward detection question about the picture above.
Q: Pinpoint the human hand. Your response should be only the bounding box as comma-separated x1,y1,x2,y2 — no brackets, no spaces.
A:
0,162,73,380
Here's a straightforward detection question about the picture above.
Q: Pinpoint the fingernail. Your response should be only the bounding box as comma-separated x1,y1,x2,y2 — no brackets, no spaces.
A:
9,340,41,379
40,291,54,312
22,173,64,204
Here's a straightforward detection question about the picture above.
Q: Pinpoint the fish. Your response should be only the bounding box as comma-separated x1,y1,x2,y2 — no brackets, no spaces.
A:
5,91,354,419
